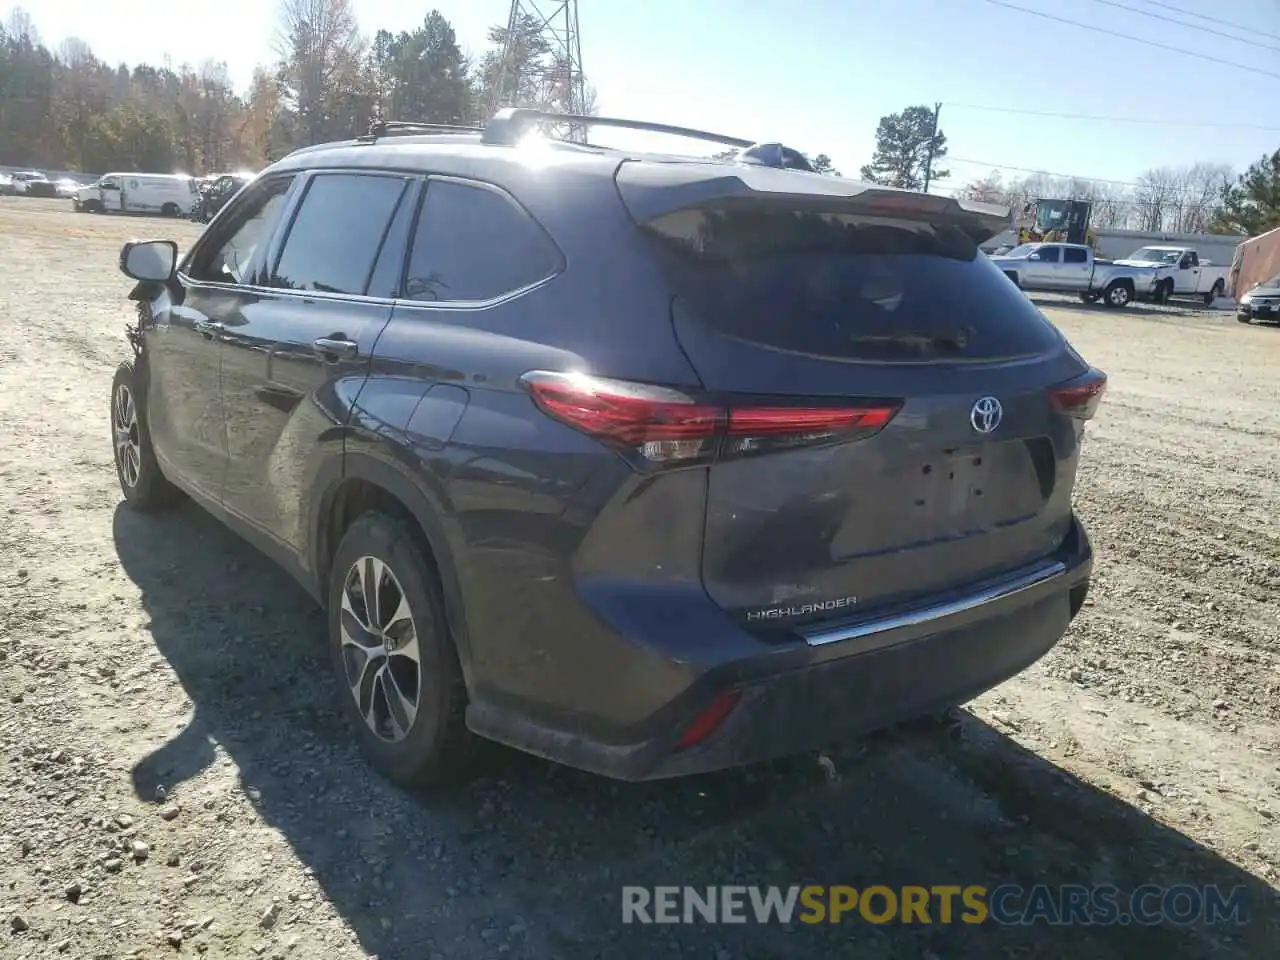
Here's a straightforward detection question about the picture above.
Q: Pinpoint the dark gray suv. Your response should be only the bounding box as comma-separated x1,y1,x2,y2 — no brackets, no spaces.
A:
111,109,1103,784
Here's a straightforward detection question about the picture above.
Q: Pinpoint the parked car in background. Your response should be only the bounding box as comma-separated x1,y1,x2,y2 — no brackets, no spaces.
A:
1116,246,1229,305
55,177,82,198
1237,273,1280,324
986,242,1164,308
12,171,59,197
74,173,195,217
191,172,254,222
109,108,1104,786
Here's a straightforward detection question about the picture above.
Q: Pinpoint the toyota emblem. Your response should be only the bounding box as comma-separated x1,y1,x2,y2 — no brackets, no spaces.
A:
970,396,1003,434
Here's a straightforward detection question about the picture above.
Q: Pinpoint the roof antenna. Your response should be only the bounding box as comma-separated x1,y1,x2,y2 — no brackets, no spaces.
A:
735,142,816,172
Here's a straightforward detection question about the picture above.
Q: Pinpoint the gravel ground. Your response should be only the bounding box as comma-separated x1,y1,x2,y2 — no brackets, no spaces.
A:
1,197,1277,959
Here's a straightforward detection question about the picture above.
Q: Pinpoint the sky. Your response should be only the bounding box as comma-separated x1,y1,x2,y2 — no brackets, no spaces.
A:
21,0,1280,190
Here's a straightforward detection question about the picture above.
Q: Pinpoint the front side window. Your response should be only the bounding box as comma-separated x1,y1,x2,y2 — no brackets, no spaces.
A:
1037,247,1061,263
269,173,408,296
186,176,295,284
403,180,561,303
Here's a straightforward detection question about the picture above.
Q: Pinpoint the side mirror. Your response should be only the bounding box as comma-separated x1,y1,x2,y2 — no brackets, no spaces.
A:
120,240,178,282
101,182,119,191
1028,253,1041,261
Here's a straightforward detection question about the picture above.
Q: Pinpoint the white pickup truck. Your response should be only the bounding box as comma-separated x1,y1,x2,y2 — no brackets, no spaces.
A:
987,242,1164,308
1113,246,1229,305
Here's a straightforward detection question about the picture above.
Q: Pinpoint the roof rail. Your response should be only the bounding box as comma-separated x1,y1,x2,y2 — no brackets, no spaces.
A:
482,108,755,150
359,119,484,142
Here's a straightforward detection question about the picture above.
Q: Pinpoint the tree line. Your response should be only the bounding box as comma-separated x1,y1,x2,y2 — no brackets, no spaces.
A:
859,102,1278,237
3,3,1277,237
0,1,592,175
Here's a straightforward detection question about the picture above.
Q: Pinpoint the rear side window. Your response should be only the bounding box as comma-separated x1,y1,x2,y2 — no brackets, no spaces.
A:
1063,247,1088,264
270,174,409,296
644,206,1063,362
403,180,560,303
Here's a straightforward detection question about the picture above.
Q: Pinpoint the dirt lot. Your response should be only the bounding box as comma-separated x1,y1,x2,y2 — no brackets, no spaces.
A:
1,196,1278,959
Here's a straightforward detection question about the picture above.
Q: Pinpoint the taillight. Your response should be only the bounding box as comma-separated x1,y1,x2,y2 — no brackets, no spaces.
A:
1050,370,1107,420
521,371,900,466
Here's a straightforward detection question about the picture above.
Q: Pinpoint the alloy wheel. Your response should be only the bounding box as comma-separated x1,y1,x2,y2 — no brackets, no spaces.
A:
113,384,141,488
339,556,421,743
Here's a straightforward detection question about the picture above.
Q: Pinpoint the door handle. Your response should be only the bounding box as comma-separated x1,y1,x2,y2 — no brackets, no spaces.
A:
312,337,359,362
195,320,223,339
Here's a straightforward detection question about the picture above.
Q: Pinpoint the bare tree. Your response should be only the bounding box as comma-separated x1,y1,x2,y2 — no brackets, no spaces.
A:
1176,162,1233,233
1134,167,1183,231
5,6,39,45
275,0,366,145
958,171,1006,203
57,37,93,68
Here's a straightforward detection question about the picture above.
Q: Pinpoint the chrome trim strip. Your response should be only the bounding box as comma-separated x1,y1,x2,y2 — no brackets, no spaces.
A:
801,559,1068,647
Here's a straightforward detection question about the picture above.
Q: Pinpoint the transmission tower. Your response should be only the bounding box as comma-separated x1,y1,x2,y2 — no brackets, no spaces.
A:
493,0,587,138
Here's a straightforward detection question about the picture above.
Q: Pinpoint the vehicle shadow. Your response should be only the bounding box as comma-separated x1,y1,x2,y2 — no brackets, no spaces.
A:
114,501,1278,959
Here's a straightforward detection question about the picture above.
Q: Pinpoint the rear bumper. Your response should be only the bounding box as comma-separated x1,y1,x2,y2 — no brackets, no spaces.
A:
468,516,1093,781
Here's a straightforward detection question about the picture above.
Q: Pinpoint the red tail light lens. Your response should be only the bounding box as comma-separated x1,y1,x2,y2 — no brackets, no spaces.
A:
1050,370,1107,420
675,690,742,750
521,371,900,466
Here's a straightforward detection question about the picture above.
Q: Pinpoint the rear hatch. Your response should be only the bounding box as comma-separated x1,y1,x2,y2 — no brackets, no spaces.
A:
616,161,1102,626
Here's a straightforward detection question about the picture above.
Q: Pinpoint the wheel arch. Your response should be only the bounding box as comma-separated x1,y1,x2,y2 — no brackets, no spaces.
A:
309,452,474,682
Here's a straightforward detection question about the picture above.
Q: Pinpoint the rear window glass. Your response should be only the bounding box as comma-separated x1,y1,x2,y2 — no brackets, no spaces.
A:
644,206,1063,362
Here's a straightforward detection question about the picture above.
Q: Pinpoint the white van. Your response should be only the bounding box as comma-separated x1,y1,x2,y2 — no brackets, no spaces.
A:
73,173,196,217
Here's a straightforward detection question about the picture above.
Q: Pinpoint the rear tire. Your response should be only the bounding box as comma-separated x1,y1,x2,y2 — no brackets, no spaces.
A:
1102,280,1133,309
161,202,179,218
111,361,180,511
328,511,473,787
1204,281,1223,306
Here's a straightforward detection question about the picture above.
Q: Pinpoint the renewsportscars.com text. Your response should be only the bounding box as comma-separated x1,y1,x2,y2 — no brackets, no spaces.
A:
621,884,1249,926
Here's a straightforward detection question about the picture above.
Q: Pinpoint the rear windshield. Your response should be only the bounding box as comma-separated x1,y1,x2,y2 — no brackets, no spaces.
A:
644,205,1064,362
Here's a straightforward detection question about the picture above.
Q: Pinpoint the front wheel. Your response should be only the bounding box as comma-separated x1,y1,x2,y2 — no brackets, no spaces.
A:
161,202,180,218
328,512,473,786
1102,281,1133,308
111,361,180,510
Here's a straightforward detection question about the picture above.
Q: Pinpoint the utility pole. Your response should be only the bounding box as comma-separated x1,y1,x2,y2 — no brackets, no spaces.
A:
494,0,587,140
922,101,942,194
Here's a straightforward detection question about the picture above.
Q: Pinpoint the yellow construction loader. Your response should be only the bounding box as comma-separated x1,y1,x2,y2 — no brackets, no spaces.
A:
1015,198,1099,252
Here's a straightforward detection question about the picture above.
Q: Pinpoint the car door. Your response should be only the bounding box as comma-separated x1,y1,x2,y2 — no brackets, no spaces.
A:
99,175,124,211
1177,251,1201,293
1028,245,1062,287
147,175,299,503
1061,246,1091,290
218,170,415,549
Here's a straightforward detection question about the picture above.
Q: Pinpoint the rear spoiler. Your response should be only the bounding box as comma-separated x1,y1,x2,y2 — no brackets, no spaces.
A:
615,160,1011,244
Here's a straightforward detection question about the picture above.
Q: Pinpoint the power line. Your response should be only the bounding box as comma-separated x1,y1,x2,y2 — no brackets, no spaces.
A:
980,0,1280,81
946,101,1280,132
1083,0,1280,53
1134,0,1280,44
947,155,1228,197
